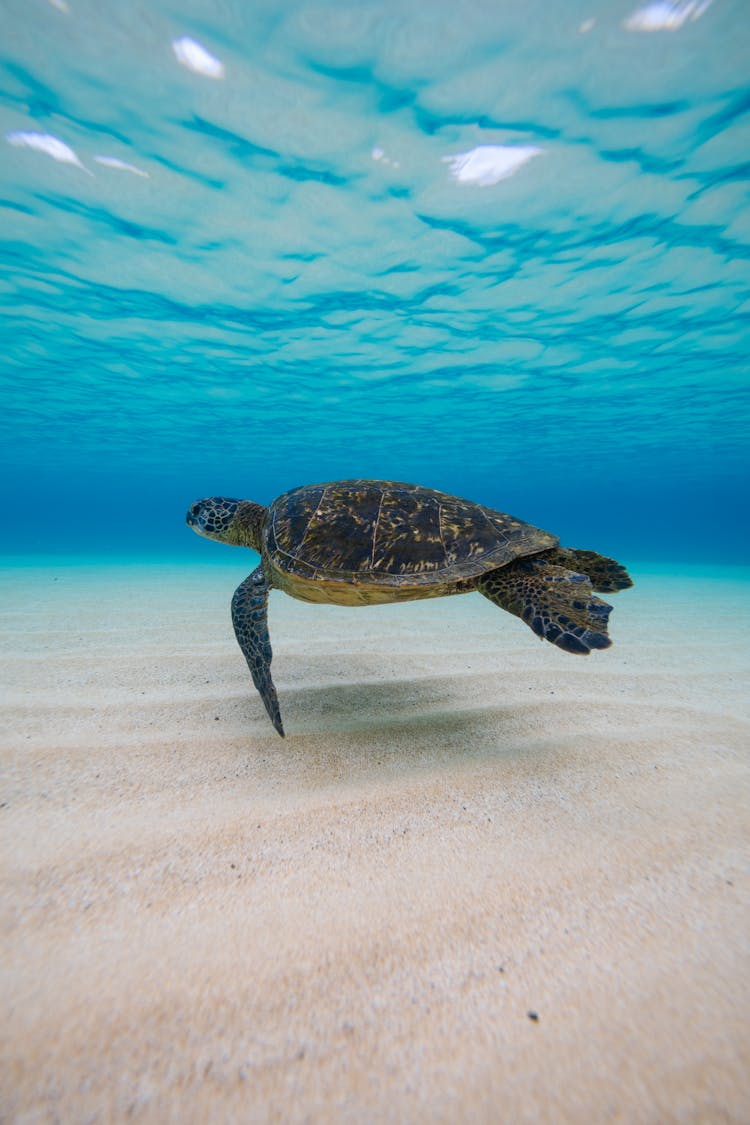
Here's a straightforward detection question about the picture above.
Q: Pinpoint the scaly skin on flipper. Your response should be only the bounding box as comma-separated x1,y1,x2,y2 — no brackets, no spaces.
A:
476,558,613,654
231,566,284,737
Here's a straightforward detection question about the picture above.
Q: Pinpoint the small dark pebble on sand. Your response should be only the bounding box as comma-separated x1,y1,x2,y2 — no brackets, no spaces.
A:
528,1011,539,1022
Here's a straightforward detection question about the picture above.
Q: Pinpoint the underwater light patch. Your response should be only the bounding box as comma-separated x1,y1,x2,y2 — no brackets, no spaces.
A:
624,0,714,31
172,36,225,78
6,130,87,171
93,155,149,177
443,144,541,187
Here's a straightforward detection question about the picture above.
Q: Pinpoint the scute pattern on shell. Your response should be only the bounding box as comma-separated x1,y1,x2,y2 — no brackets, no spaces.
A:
265,480,558,588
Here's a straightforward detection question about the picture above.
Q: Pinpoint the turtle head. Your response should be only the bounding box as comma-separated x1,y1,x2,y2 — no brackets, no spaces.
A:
186,497,265,550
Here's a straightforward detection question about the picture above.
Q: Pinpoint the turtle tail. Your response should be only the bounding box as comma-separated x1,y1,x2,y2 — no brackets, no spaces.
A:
476,557,614,655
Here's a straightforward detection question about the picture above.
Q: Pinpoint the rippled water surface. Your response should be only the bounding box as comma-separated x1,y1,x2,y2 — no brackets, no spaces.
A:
1,0,748,561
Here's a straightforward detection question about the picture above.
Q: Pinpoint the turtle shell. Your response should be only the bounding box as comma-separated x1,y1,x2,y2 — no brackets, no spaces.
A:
264,480,557,588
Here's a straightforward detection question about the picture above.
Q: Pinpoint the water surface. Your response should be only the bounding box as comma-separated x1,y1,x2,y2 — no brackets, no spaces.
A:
1,0,748,564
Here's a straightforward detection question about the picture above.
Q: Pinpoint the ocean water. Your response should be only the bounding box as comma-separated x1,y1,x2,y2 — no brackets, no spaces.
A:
1,0,748,566
4,8,750,1116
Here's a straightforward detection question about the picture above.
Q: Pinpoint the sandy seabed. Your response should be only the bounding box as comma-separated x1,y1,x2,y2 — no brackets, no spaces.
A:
1,560,749,1124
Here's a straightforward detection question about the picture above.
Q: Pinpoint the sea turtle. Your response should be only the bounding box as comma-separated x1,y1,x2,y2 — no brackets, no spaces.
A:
186,479,632,737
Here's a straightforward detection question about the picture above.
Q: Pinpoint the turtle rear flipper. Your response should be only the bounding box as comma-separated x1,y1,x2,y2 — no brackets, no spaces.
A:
476,558,613,654
542,547,633,593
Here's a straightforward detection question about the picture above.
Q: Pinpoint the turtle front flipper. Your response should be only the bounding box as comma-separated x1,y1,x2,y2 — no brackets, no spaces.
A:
476,558,614,654
231,567,285,737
